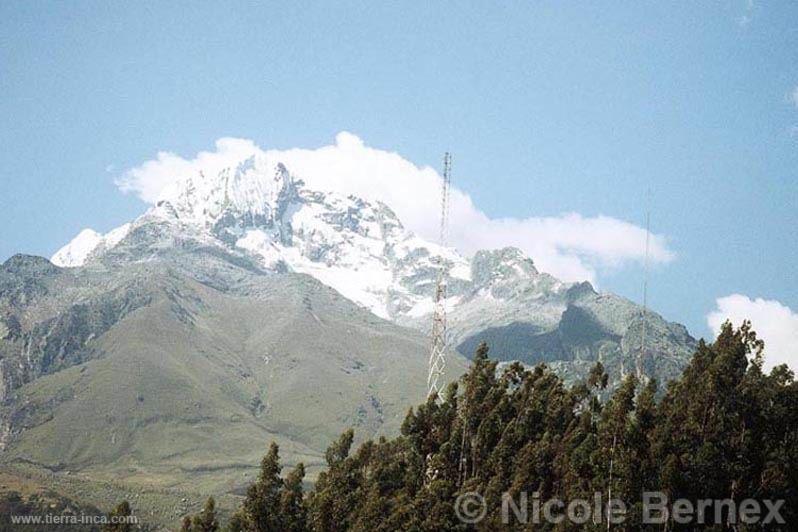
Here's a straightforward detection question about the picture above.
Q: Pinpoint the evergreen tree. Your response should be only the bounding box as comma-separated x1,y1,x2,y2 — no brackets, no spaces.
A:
226,512,247,532
309,429,359,532
240,442,284,531
104,501,133,532
192,497,219,532
224,324,797,531
280,463,307,532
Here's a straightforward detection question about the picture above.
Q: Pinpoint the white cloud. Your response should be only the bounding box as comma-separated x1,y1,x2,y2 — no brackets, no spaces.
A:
790,86,798,109
116,132,674,283
116,138,261,203
707,294,798,371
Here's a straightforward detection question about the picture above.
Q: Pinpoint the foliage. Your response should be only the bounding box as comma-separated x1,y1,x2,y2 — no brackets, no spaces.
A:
221,323,797,530
104,501,133,532
181,497,220,532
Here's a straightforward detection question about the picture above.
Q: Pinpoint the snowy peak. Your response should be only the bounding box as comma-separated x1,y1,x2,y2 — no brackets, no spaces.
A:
157,156,296,227
51,154,550,321
465,247,566,303
471,247,539,286
232,181,473,319
42,144,698,395
51,224,132,267
51,229,102,267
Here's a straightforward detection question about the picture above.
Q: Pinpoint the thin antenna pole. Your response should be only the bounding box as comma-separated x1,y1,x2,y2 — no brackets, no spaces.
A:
637,189,651,380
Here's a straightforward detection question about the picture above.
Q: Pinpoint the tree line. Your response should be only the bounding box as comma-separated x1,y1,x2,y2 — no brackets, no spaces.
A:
127,321,797,531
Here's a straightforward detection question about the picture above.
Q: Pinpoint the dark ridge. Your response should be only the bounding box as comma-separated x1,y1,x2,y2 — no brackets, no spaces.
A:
1,254,60,276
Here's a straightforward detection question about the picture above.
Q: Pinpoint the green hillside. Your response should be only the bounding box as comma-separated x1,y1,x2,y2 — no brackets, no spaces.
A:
0,259,466,497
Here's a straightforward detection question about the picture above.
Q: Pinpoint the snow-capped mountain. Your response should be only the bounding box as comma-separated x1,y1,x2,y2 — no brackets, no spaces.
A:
0,146,697,509
51,224,131,268
53,155,471,320
51,152,695,383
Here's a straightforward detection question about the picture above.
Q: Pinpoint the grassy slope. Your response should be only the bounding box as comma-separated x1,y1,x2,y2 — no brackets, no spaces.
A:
2,270,466,502
0,462,242,530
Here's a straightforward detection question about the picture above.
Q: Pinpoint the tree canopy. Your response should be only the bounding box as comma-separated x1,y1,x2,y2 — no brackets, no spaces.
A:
201,322,797,531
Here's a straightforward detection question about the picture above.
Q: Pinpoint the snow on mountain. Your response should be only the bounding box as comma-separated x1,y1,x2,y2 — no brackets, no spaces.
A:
53,154,472,320
49,150,696,386
51,229,102,267
52,223,131,267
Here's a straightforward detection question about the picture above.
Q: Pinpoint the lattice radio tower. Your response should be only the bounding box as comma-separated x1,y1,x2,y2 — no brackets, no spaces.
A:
427,152,452,399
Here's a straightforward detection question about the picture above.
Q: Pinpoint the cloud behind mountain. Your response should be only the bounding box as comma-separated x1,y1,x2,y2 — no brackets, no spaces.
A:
116,132,674,283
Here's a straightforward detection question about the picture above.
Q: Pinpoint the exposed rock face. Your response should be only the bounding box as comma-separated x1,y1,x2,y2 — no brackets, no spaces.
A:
0,251,466,485
49,153,696,386
0,153,697,487
53,160,471,322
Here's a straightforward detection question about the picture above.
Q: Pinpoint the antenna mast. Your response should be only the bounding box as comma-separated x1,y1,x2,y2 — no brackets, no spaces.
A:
636,191,651,381
427,152,452,399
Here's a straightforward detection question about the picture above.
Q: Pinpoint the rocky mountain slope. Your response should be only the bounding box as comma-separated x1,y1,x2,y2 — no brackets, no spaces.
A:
0,151,695,500
50,152,695,383
0,247,466,492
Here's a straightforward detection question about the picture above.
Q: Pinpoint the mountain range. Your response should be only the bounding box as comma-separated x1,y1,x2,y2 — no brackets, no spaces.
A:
0,152,695,501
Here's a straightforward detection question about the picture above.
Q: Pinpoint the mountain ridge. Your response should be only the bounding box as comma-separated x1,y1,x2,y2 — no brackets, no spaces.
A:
0,250,467,492
0,152,696,497
49,153,696,384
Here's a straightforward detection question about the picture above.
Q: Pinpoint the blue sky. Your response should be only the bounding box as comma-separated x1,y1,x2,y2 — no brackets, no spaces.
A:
1,1,797,350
